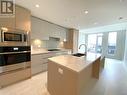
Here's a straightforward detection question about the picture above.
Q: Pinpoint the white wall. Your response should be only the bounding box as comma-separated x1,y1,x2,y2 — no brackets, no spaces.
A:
80,23,127,34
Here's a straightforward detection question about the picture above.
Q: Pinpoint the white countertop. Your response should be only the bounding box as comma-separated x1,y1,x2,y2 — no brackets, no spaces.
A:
31,48,71,55
48,52,101,73
31,49,50,55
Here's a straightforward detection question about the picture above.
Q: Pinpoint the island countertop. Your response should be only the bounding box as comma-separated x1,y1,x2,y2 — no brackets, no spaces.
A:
48,52,101,73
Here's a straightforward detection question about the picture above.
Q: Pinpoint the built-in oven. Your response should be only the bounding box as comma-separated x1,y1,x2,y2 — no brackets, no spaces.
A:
0,46,31,74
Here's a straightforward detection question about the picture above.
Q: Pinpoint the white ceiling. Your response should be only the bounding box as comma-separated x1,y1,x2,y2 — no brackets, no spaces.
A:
15,0,127,30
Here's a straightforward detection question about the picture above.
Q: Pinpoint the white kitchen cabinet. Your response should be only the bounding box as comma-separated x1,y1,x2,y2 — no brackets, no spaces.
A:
48,24,60,38
42,63,48,72
48,23,67,41
31,51,69,75
31,54,47,75
31,53,54,75
31,55,43,66
31,16,68,40
31,17,49,40
31,64,43,75
60,28,67,41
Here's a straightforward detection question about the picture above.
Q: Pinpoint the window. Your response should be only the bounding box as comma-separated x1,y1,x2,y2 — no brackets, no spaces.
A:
96,34,103,53
87,34,97,53
87,33,103,53
108,32,117,55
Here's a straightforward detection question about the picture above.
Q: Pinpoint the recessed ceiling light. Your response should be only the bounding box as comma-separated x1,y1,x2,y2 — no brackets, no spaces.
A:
35,4,40,8
84,10,89,14
94,22,98,25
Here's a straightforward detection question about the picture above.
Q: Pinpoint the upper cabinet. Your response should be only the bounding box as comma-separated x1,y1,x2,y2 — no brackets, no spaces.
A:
48,23,67,41
60,27,67,41
63,29,79,53
31,16,68,41
15,6,31,31
31,17,49,40
0,15,15,29
0,5,31,32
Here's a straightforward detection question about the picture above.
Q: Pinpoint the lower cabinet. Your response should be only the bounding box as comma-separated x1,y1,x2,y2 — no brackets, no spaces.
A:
31,54,49,75
31,51,69,76
0,68,31,87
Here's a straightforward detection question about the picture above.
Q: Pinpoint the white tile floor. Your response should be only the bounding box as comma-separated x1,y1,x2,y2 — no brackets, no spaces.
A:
0,58,127,95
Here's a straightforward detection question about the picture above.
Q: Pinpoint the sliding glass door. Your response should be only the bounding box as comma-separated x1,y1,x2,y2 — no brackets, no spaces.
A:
87,31,125,60
87,33,103,53
107,32,117,55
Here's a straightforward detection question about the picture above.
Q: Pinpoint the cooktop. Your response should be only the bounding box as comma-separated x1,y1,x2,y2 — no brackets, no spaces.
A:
48,49,61,51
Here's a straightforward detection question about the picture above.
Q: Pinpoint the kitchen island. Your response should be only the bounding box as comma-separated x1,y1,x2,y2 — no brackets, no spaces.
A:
47,53,101,95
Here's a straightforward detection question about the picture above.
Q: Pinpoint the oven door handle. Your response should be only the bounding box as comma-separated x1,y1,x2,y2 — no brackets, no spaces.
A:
0,51,31,55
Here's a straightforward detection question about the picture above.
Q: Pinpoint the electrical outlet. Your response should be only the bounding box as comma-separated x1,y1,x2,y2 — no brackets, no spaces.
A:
58,68,63,74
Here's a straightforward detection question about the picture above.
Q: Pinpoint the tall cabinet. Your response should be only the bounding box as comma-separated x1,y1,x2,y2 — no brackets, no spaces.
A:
0,5,31,87
63,29,79,53
15,6,31,32
0,17,15,29
0,5,31,32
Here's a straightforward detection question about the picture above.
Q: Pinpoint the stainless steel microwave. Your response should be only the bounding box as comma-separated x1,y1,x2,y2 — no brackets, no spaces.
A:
0,28,28,42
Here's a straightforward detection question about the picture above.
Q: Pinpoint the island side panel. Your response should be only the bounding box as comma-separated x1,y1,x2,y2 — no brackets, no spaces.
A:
47,60,78,95
77,64,92,95
92,57,101,79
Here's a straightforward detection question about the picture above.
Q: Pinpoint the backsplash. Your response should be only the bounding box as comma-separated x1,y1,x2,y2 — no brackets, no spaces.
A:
31,38,64,49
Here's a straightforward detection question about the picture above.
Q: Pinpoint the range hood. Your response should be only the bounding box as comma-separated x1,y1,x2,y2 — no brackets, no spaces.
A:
49,37,60,41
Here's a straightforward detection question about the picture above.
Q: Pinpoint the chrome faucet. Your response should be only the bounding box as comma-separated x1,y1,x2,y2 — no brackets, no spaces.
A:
79,44,87,55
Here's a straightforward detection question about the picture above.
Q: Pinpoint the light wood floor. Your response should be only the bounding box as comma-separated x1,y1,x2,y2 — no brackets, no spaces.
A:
0,58,127,95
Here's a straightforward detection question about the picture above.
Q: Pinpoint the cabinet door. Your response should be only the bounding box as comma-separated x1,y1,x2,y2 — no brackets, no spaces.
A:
0,17,15,28
31,17,49,40
48,23,60,38
31,55,43,75
0,68,31,87
15,6,31,31
60,28,67,41
31,17,42,39
31,55,43,66
31,64,43,75
48,23,67,40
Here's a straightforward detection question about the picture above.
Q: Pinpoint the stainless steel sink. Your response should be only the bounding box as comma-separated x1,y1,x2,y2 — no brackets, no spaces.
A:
72,53,86,57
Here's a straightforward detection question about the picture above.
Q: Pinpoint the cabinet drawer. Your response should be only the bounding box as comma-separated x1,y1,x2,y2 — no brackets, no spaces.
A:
42,58,48,63
41,53,54,58
42,63,48,72
0,68,31,87
31,55,43,66
55,51,68,56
